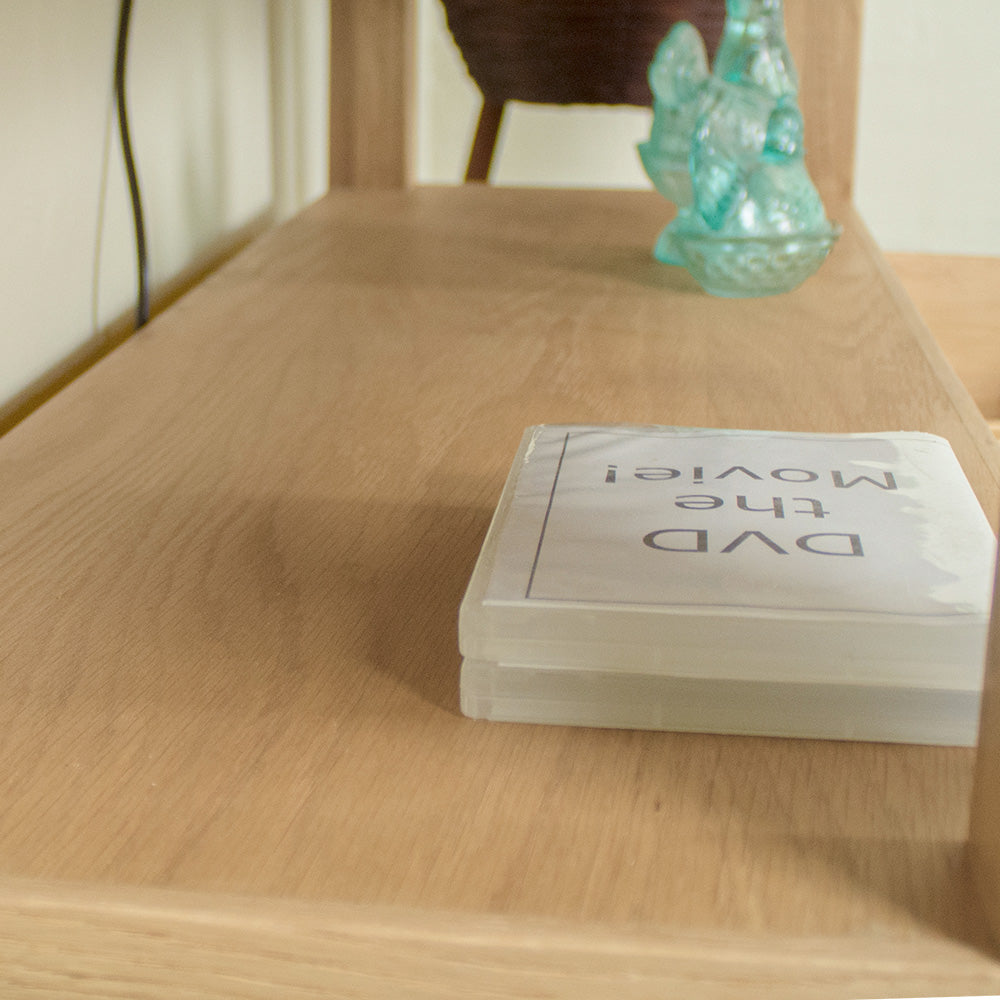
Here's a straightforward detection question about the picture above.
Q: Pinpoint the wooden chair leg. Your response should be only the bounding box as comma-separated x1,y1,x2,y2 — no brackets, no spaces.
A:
465,99,505,183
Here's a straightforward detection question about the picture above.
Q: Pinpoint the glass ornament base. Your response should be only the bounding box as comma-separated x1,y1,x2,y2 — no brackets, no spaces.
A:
655,224,840,297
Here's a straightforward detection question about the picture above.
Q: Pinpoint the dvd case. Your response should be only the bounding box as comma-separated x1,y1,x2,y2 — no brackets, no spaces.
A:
458,425,996,745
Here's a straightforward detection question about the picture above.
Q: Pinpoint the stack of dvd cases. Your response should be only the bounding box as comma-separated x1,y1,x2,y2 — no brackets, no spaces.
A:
458,425,996,746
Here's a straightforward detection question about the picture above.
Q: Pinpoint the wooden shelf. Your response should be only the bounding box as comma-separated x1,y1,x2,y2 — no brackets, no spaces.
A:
1,187,998,996
888,252,1000,433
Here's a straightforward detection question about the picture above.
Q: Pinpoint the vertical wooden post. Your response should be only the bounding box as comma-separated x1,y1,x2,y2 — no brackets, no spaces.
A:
970,553,1000,947
329,0,414,188
784,0,864,208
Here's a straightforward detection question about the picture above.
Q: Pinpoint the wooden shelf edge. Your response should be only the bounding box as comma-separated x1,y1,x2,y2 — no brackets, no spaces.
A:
971,555,1000,947
877,243,1000,946
1,876,998,998
847,208,1000,497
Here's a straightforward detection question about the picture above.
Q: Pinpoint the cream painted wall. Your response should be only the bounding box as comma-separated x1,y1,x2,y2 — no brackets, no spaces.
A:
0,0,329,415
854,0,1000,255
2,2,121,408
416,0,1000,256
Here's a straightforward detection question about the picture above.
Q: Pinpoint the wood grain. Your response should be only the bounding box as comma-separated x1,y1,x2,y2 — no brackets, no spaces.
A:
972,556,1000,946
0,187,998,993
785,0,864,205
882,252,1000,937
328,0,414,187
888,252,1000,426
2,877,999,999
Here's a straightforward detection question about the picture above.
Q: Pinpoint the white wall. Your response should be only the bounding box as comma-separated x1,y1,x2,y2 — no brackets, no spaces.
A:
416,0,1000,256
854,0,1000,255
0,0,329,416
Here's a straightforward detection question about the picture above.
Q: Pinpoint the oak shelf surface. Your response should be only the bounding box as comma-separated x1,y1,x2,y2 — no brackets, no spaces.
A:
1,187,998,997
888,251,1000,433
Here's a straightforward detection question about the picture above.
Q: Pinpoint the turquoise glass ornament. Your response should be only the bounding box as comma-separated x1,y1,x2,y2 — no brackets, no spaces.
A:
638,0,839,297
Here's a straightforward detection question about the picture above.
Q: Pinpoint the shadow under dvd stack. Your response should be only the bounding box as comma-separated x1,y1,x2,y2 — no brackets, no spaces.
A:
458,425,997,746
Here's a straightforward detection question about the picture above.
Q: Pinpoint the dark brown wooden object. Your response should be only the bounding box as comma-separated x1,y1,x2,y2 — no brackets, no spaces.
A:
440,0,727,181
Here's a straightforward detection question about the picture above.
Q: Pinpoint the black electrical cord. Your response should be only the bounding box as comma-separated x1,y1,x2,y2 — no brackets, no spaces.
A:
114,0,149,328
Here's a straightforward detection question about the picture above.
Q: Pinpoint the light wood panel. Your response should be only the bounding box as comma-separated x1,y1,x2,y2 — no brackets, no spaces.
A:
785,0,864,204
889,252,1000,427
897,250,1000,938
2,877,999,999
0,187,998,993
328,0,414,187
972,555,1000,947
